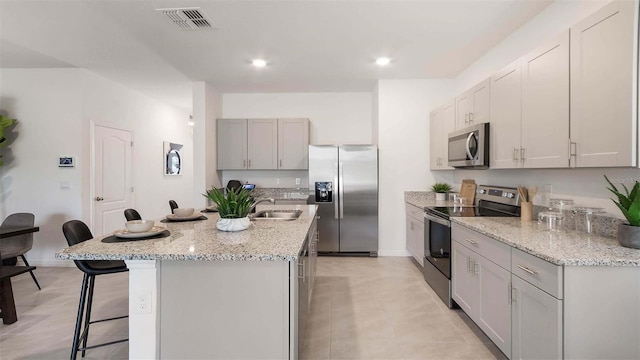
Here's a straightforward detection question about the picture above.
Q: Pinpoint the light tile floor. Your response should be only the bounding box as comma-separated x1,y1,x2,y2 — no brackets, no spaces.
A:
1,257,505,360
301,256,507,360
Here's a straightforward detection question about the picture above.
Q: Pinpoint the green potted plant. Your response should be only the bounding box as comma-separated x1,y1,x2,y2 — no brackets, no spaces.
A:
0,114,16,166
431,182,452,201
604,175,640,248
203,186,253,231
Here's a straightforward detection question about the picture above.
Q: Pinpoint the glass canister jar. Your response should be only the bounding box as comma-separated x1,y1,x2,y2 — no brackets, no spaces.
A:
573,207,605,234
538,211,564,231
549,198,575,213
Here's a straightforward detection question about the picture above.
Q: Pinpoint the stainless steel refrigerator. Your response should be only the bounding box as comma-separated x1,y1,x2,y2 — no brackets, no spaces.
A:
308,145,378,255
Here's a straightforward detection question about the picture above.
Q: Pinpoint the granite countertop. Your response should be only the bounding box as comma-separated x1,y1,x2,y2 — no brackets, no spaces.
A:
405,191,640,266
56,205,317,262
453,216,640,267
405,191,474,208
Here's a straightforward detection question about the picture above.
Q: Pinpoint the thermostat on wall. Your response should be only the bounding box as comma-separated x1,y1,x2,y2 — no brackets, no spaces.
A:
59,156,75,167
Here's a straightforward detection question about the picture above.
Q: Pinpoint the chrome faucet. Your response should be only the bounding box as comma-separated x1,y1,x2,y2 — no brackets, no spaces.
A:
249,198,275,213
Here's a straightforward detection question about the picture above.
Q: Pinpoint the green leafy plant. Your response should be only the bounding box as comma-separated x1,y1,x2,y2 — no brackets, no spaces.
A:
431,182,452,193
605,175,640,226
0,114,16,166
203,186,253,219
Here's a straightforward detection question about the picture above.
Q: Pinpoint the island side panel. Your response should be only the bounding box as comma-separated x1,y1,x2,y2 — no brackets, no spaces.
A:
159,260,291,359
564,266,640,359
125,259,161,359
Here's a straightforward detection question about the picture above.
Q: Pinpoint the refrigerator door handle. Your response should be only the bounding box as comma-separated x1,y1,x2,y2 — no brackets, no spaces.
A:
334,162,339,219
339,162,344,219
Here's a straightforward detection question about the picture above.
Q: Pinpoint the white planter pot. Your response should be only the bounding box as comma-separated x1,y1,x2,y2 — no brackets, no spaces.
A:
217,217,251,232
435,193,446,201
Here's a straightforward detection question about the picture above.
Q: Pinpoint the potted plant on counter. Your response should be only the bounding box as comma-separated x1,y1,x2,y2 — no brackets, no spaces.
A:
203,186,253,231
431,182,452,201
604,175,640,249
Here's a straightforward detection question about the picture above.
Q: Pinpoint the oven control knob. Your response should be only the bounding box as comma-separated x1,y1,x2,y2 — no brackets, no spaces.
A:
506,193,515,198
479,189,486,194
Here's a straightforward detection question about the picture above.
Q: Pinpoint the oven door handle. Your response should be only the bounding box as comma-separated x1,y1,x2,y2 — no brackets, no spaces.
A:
424,213,451,227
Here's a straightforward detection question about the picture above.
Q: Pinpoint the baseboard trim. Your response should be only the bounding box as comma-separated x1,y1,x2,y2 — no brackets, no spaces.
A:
29,259,76,267
378,250,411,257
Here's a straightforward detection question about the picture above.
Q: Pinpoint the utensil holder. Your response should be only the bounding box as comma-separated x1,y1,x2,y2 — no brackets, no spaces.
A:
521,201,533,221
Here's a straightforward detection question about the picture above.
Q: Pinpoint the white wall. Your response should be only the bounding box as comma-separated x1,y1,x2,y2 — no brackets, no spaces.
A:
450,0,636,218
0,68,192,266
377,79,455,256
223,92,373,144
193,82,222,206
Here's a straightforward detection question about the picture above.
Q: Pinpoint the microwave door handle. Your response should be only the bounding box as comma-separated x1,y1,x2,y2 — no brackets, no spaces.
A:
465,132,474,160
424,213,451,227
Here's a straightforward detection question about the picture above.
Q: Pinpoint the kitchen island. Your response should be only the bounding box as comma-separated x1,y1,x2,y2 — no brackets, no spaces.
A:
56,205,318,360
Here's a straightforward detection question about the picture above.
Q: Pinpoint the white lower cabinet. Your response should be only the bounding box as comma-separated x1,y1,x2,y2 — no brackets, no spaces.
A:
511,275,562,360
452,238,511,357
405,204,424,266
478,256,511,356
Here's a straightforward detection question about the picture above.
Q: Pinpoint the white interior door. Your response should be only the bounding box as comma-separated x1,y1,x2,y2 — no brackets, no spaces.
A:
93,125,133,235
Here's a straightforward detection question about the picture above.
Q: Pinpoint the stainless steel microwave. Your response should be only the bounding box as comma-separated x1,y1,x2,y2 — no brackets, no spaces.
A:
447,122,489,168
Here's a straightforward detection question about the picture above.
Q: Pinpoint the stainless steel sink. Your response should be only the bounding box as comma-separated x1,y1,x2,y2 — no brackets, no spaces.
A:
251,210,302,221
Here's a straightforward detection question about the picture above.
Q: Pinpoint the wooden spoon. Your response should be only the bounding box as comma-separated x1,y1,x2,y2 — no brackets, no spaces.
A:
528,186,538,203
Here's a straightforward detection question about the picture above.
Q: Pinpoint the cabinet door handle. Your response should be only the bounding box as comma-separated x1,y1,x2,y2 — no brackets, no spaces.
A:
467,257,471,273
248,159,251,168
243,160,246,167
508,282,512,304
465,238,478,246
570,141,577,167
298,261,304,280
511,283,517,303
520,148,525,161
473,260,478,276
516,264,538,276
95,196,104,201
469,112,474,123
514,147,519,161
465,113,469,124
279,159,282,167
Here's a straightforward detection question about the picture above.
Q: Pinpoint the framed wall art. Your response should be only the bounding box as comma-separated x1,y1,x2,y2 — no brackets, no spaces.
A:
164,141,183,175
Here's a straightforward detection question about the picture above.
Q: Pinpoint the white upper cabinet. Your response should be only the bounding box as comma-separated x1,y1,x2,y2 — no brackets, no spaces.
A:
521,30,570,168
570,0,637,167
490,30,570,169
490,61,522,169
217,119,248,170
247,119,278,169
278,118,309,170
218,118,309,170
455,79,491,130
430,101,455,170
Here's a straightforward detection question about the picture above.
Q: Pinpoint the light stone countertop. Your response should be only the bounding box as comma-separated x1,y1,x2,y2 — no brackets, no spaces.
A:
453,217,640,266
405,191,474,209
405,191,640,266
55,205,317,262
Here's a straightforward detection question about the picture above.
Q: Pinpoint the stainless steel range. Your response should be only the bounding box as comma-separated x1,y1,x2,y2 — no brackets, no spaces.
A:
423,185,521,308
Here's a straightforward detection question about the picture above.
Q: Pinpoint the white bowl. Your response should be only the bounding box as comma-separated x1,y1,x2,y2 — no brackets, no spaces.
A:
174,208,195,217
125,220,155,233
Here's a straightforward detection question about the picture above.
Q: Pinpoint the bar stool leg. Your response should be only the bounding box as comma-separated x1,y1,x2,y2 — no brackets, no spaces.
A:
71,274,89,360
81,276,96,357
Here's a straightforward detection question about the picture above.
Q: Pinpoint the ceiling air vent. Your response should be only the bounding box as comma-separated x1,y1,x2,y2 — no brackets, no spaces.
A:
156,7,214,30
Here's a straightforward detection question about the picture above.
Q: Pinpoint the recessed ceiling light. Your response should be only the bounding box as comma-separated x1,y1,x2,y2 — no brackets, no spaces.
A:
376,57,391,66
252,59,267,68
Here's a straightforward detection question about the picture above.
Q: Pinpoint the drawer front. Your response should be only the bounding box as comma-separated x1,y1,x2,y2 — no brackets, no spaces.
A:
405,203,424,222
511,248,563,299
452,224,510,270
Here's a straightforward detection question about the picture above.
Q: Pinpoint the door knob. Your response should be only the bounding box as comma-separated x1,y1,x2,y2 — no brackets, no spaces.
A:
95,196,104,201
